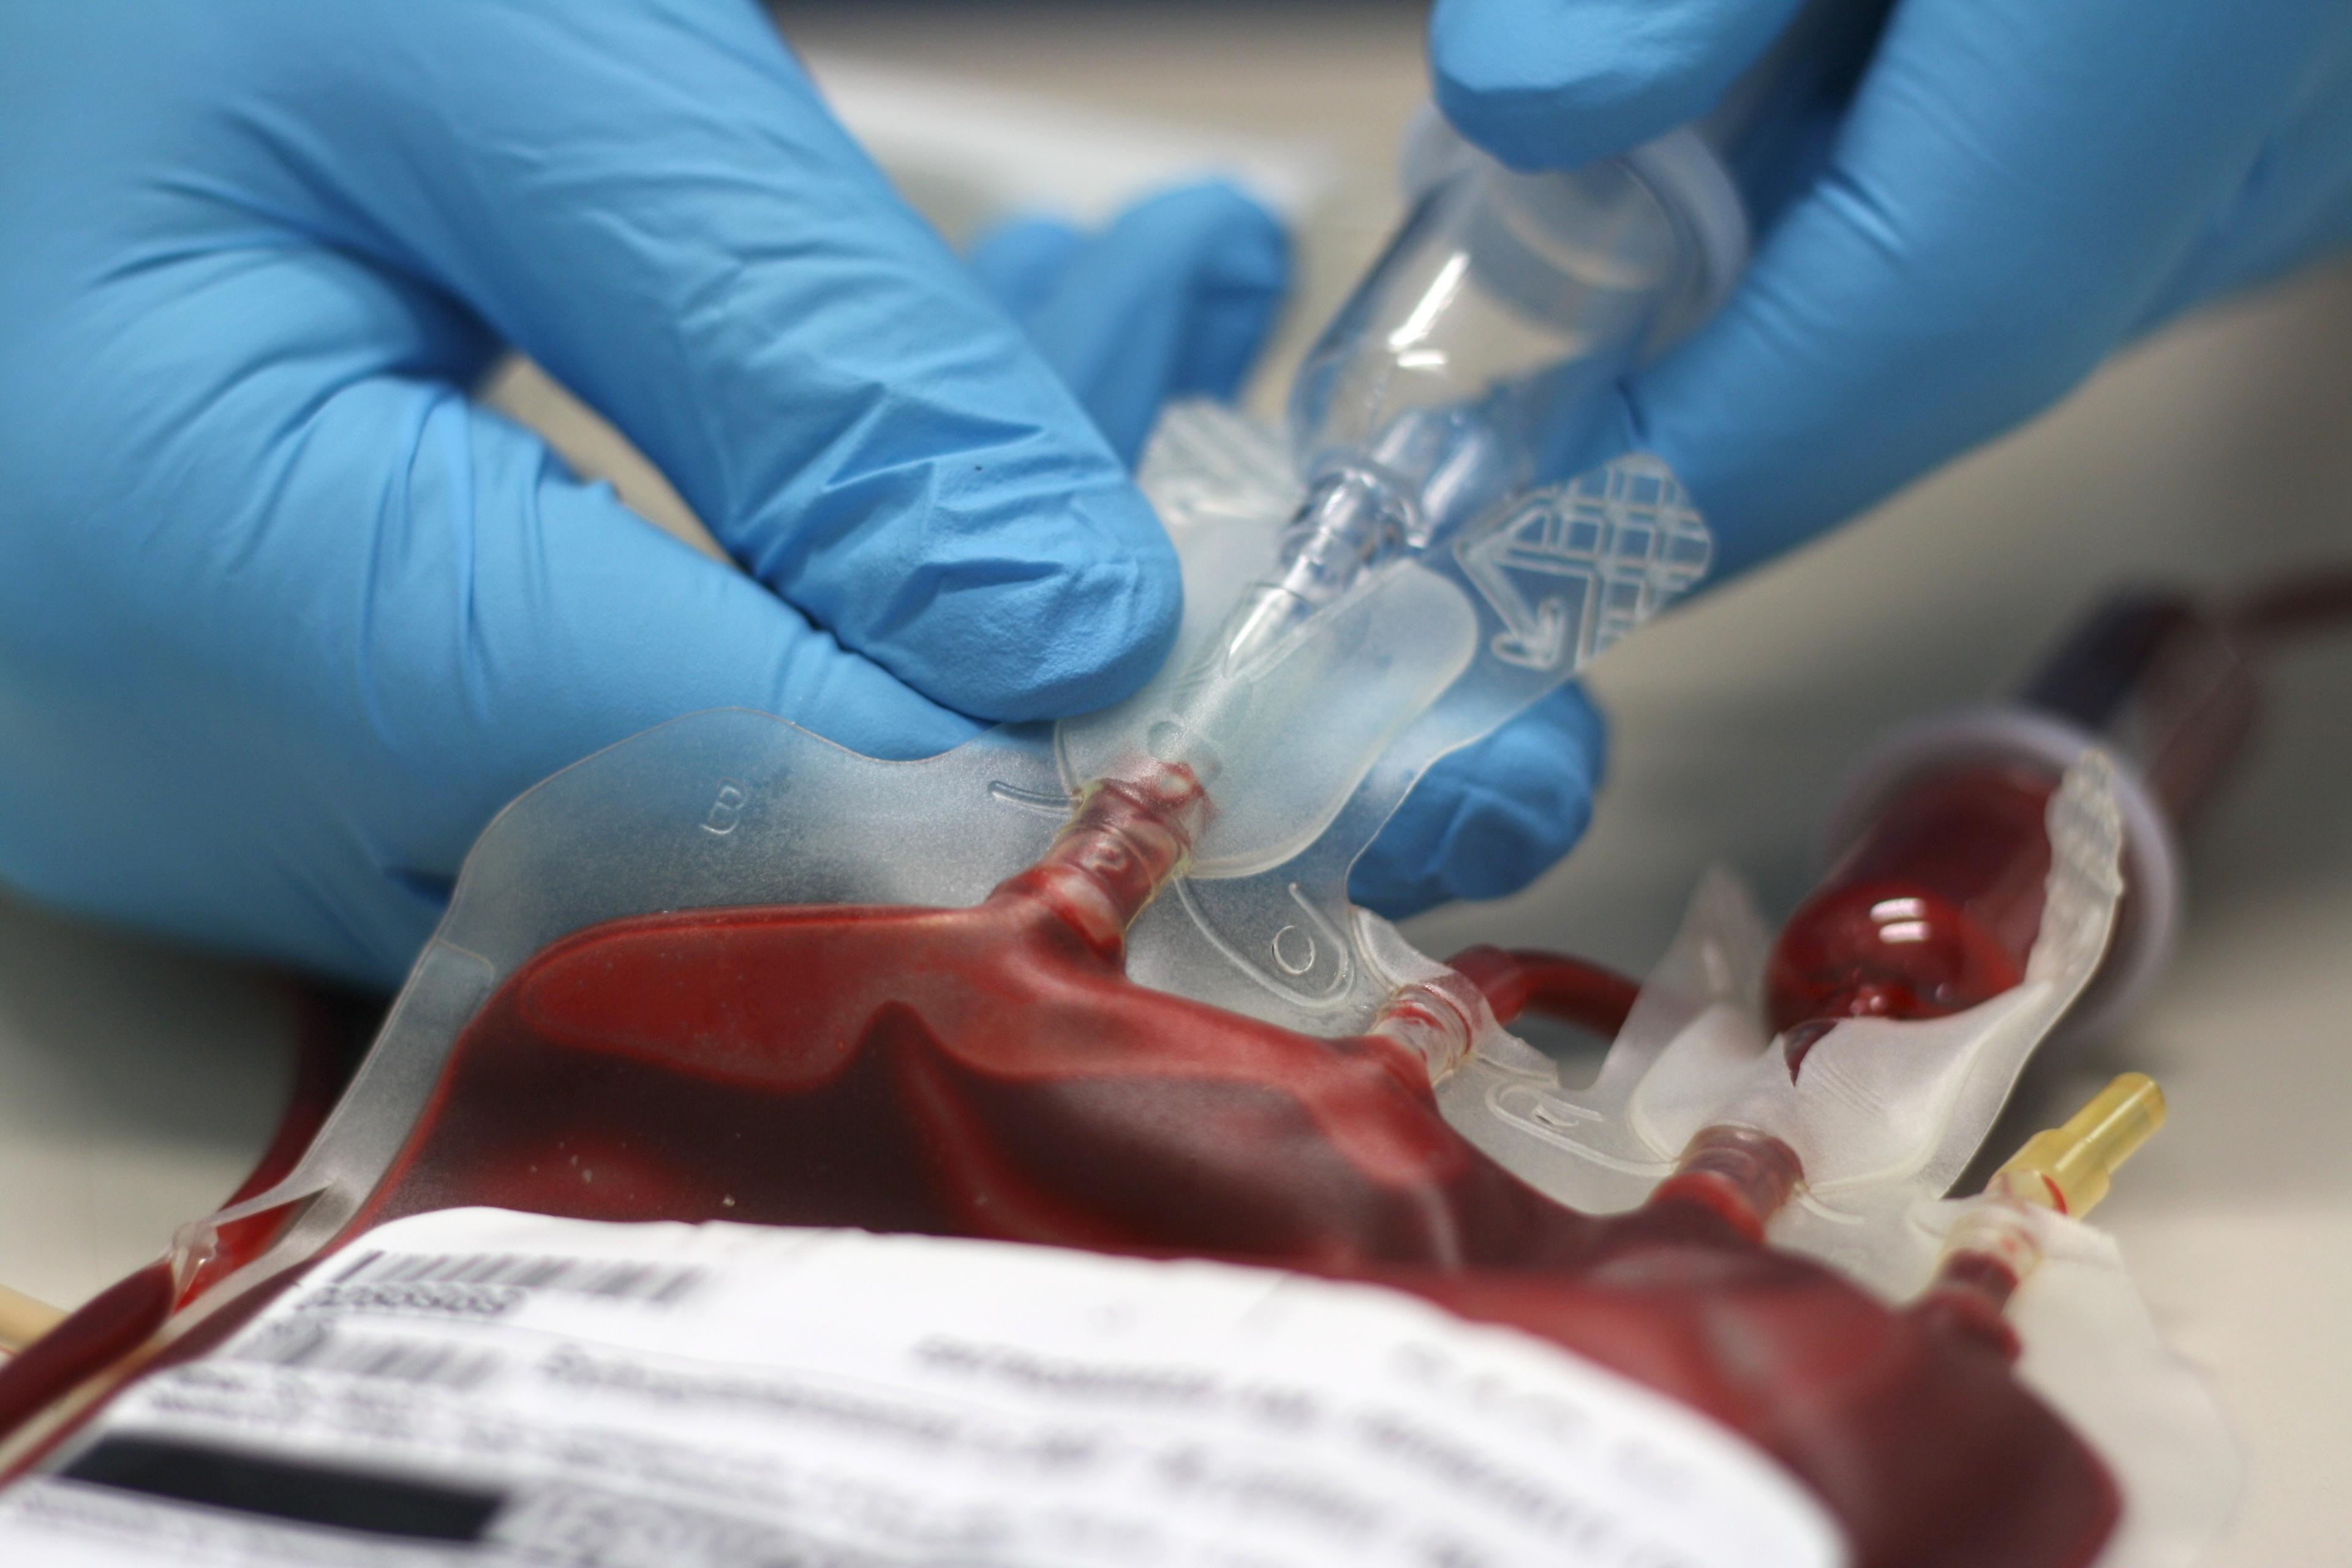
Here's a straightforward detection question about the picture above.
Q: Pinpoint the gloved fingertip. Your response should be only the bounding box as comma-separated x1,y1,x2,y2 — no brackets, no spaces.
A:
1437,776,1597,902
1536,682,1610,781
991,178,1291,465
1154,181,1292,401
987,540,1185,720
1429,0,1801,172
1428,0,1652,171
1349,685,1607,915
1348,796,1453,917
887,496,1185,723
1102,179,1288,275
966,215,1087,320
1348,777,1579,916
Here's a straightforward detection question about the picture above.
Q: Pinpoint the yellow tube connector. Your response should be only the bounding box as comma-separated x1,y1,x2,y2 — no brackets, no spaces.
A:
0,1281,65,1354
1929,1074,2170,1336
1987,1072,2167,1219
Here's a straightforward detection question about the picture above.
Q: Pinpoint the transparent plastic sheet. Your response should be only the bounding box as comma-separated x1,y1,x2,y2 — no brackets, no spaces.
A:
0,119,2228,1562
0,424,2228,1568
7,413,2222,1568
11,125,1743,1442
76,402,1705,1382
1434,754,2130,1256
1919,1204,2240,1568
1430,757,2235,1567
19,459,2209,1568
1069,404,1709,1031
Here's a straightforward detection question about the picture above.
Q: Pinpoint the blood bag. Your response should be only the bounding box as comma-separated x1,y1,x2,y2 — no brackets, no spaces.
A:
0,128,2244,1568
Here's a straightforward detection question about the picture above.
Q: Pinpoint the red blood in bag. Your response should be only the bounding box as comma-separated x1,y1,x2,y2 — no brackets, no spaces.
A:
4,775,2120,1567
1766,762,2059,1057
323,778,2115,1568
1763,592,2261,1061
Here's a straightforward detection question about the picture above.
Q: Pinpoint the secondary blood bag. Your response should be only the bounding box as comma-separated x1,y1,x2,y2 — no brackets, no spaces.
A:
0,128,2243,1568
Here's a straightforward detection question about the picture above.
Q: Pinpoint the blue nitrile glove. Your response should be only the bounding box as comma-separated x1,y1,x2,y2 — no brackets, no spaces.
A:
970,183,1294,467
0,3,1605,990
1433,0,2352,575
971,183,1610,918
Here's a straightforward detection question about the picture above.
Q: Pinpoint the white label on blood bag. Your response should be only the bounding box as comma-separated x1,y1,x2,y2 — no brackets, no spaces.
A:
0,1208,1845,1568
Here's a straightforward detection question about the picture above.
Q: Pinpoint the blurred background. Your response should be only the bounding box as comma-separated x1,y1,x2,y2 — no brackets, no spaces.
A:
4,6,2349,1561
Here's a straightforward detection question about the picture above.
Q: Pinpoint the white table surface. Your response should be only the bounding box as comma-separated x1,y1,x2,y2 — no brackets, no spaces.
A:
5,6,2350,1562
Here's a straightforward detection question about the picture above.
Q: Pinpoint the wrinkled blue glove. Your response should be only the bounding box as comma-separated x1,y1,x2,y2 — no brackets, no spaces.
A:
0,1,1603,990
1433,0,2352,575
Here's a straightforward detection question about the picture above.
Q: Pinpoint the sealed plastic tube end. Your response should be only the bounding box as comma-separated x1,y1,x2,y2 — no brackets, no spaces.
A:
1368,967,1496,1087
1651,1124,1804,1242
1922,1073,2168,1355
0,1284,65,1355
998,768,1210,961
1992,1072,2166,1218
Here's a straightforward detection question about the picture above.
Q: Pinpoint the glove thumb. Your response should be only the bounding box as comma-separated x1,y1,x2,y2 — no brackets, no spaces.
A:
1430,0,1812,170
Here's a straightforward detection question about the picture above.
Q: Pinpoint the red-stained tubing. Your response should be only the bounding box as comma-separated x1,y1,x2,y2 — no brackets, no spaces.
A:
1447,946,1642,1039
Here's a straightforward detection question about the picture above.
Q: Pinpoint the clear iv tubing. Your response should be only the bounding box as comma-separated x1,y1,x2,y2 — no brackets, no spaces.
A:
1156,127,1745,772
1201,0,1889,696
1221,0,1888,698
1234,0,1886,684
1918,1074,2167,1357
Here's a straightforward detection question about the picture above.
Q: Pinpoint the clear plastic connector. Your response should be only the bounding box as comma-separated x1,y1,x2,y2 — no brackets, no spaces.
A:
1151,134,1725,794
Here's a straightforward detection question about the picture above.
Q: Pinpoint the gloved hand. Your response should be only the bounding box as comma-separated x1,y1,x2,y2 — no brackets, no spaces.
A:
0,2,1604,990
1432,0,2352,575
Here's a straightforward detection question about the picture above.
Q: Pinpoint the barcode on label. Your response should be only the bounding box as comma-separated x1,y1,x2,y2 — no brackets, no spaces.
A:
237,1324,500,1392
330,1250,704,1306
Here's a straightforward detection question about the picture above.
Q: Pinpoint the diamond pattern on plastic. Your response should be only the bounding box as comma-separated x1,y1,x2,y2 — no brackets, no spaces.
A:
1455,454,1711,671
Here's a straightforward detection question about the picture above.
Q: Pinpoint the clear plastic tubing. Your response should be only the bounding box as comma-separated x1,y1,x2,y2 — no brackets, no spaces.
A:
1161,129,1742,773
1200,0,1887,695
